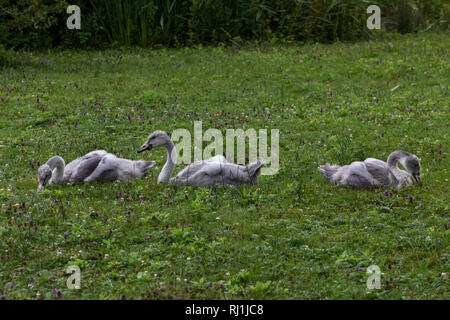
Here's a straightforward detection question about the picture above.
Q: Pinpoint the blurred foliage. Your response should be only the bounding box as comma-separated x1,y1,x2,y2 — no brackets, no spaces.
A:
0,44,9,66
0,0,67,48
0,0,448,48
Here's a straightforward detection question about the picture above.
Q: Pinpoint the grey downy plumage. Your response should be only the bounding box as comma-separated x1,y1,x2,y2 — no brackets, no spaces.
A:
138,130,265,187
37,150,155,191
318,150,421,189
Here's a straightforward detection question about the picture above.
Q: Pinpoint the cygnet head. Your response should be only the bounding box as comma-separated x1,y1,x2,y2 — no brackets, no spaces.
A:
37,165,52,192
137,130,171,153
404,154,421,184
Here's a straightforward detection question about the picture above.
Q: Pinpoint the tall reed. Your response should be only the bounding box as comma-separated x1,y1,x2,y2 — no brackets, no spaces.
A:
86,0,449,47
90,0,157,46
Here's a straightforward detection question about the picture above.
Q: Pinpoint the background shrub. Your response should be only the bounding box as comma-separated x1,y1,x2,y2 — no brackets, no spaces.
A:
0,0,448,49
0,44,10,67
0,0,68,48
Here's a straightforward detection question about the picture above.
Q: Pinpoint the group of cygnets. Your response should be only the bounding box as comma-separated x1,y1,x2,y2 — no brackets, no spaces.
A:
37,130,421,191
37,130,264,191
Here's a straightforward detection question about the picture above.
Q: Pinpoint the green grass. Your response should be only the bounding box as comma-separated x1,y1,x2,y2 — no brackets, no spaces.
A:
0,33,449,300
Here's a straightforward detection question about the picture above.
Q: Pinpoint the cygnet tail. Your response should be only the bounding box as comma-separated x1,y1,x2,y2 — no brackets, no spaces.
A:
318,163,340,182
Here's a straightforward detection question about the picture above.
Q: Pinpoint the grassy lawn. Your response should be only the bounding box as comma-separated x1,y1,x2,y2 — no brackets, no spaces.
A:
0,33,448,300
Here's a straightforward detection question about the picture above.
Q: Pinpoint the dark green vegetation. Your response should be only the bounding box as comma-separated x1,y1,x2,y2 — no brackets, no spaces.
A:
0,33,449,299
1,0,448,49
